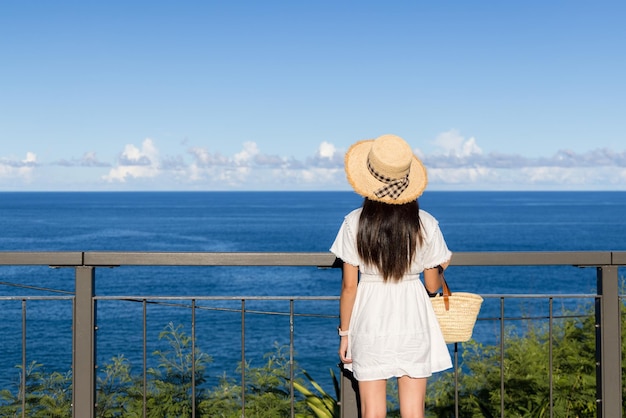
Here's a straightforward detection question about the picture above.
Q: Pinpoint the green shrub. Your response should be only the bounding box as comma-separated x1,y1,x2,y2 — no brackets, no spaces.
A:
426,308,609,417
2,302,624,417
0,361,72,417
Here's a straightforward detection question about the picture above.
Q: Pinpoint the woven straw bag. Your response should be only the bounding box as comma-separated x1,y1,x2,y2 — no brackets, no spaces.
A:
430,275,483,344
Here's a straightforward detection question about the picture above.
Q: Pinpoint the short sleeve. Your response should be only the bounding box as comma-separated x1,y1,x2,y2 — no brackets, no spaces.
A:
329,209,361,267
419,210,452,269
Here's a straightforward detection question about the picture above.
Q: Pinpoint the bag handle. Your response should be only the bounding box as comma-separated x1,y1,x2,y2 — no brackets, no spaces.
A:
438,265,451,311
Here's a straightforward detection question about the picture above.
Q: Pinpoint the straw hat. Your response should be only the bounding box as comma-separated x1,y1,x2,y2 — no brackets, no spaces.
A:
344,134,428,204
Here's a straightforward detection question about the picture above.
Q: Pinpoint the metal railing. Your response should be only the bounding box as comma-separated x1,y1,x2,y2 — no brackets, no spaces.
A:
0,251,623,418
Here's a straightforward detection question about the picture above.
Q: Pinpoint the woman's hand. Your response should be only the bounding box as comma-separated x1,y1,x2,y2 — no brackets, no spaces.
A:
339,336,352,364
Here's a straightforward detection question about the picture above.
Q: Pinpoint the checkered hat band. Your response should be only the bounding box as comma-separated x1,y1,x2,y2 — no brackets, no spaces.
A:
367,158,410,200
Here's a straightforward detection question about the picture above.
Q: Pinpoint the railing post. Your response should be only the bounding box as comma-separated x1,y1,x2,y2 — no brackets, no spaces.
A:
73,266,96,418
595,265,622,418
340,366,359,417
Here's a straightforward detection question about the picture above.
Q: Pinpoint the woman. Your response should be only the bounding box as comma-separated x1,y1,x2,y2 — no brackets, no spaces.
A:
330,134,452,418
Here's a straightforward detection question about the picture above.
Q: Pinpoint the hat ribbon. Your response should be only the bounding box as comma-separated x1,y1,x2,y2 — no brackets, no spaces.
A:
367,158,410,200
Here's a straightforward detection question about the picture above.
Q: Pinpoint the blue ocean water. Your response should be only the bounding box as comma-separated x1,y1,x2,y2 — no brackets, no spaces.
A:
0,191,625,389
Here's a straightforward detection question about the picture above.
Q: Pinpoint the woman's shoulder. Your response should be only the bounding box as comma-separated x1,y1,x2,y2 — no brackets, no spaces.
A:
419,209,439,224
344,207,362,221
419,209,441,233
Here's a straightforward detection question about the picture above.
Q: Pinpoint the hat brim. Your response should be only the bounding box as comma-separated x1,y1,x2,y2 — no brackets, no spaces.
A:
344,139,428,204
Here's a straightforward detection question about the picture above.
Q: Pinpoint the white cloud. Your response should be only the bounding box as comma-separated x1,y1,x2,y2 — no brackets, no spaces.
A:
434,129,482,157
300,167,343,184
24,152,37,164
522,166,623,186
102,138,160,183
268,165,343,190
54,152,110,167
306,141,344,169
216,166,252,185
118,139,158,166
618,168,626,184
2,133,626,191
234,142,260,165
318,141,336,159
427,166,495,184
186,143,261,186
188,147,229,167
0,152,37,181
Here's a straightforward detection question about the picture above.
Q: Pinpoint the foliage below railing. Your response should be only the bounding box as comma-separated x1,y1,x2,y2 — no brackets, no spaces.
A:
1,303,625,417
0,323,315,418
426,303,626,418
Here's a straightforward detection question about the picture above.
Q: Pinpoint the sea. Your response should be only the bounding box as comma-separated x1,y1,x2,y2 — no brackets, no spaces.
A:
0,191,625,390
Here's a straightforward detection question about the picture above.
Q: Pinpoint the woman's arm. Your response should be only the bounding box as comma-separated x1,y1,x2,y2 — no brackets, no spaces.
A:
339,262,358,364
423,265,444,294
423,256,451,294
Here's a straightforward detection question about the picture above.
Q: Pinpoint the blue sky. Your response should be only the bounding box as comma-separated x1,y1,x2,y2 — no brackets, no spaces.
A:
1,0,625,191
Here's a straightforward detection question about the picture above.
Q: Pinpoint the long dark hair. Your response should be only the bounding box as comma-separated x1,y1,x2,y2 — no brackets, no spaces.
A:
357,198,423,282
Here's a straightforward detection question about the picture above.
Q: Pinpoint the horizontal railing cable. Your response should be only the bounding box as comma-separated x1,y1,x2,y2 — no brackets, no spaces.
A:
0,281,73,294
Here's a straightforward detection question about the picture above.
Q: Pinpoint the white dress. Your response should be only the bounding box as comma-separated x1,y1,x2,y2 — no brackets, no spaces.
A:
330,208,453,381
